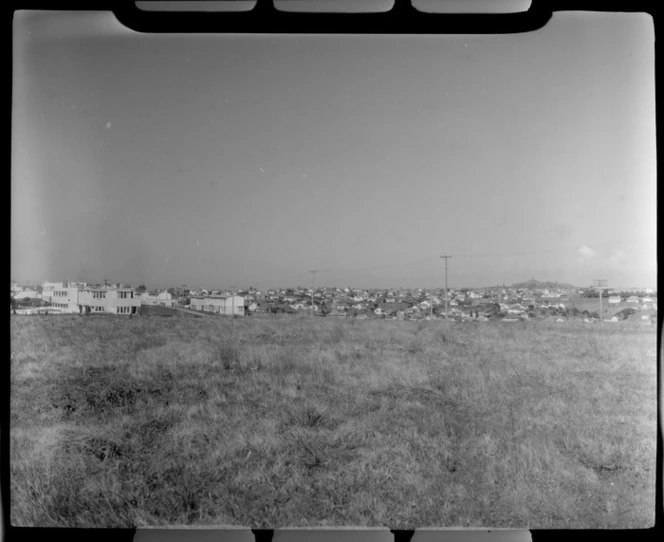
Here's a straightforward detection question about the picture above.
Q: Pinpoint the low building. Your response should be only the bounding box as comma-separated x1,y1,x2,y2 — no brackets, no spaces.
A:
190,295,245,315
140,290,177,307
50,284,80,312
608,296,621,304
77,287,141,315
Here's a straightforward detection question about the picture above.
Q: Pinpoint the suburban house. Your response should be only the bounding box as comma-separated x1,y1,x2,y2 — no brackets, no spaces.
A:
626,296,640,304
140,290,177,307
608,296,622,304
190,295,245,315
77,287,141,315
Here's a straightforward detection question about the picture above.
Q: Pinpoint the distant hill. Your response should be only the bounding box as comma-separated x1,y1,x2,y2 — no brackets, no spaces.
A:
511,279,577,290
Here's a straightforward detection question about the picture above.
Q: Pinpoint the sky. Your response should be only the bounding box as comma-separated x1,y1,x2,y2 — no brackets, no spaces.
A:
12,9,656,290
134,1,533,14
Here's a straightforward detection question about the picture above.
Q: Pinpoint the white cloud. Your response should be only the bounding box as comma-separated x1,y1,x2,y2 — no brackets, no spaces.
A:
578,245,596,259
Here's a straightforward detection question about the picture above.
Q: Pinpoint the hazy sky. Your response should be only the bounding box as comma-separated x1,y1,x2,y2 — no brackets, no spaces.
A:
12,10,656,289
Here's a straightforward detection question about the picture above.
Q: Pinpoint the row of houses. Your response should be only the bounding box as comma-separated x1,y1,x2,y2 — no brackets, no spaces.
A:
35,282,141,315
14,281,250,318
11,279,658,320
607,295,655,304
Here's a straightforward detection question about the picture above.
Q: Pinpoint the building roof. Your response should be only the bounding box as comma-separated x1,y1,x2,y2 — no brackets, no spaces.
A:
80,287,134,292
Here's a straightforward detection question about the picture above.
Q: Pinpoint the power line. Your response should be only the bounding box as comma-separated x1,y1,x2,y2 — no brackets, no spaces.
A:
247,238,651,288
452,239,651,258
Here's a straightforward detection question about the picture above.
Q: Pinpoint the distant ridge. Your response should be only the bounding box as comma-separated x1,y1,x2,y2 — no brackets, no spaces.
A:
511,279,577,289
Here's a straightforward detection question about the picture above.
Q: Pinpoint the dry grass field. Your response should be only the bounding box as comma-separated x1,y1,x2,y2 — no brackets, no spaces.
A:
10,313,657,528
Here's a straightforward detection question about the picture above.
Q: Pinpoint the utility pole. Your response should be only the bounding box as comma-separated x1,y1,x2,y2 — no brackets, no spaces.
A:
440,255,451,318
309,270,318,317
593,279,607,324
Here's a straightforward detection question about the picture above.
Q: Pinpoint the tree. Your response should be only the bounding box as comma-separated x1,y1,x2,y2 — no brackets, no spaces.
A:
136,285,147,294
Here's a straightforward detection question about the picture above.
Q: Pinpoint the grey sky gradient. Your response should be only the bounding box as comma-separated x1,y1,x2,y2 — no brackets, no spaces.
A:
12,11,656,290
136,1,259,12
412,0,532,14
274,0,394,12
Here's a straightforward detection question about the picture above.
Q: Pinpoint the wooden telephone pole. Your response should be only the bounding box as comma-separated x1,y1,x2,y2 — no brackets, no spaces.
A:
440,255,451,318
593,279,607,324
309,270,318,317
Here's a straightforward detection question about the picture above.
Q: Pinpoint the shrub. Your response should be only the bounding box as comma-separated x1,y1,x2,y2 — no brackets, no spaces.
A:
214,341,242,371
